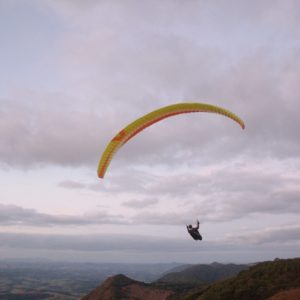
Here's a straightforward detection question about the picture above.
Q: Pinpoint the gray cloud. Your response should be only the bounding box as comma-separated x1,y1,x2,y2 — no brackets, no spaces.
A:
0,203,127,226
0,226,298,254
0,96,107,168
1,0,300,265
0,230,298,263
122,198,159,209
58,180,87,189
0,232,190,252
232,224,300,245
1,0,300,173
59,164,300,224
132,211,190,226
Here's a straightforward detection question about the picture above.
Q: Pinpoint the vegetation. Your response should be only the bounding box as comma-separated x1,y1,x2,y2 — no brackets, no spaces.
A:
182,258,300,300
0,258,299,299
0,261,177,299
157,262,249,285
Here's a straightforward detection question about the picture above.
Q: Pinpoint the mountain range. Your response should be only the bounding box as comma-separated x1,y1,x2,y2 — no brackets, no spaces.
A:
81,257,300,300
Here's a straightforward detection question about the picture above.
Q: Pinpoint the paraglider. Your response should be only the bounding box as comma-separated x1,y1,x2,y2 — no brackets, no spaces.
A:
187,220,202,241
97,102,245,178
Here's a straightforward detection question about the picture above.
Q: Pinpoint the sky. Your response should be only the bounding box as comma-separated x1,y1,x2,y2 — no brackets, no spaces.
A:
0,0,300,264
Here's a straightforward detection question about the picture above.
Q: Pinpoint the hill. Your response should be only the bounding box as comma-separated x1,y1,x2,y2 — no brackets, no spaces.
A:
157,262,249,285
184,257,300,300
267,288,300,300
81,258,300,300
81,274,175,300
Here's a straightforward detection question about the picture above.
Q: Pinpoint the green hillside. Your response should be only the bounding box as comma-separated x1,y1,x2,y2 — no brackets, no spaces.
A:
182,258,300,300
157,262,249,285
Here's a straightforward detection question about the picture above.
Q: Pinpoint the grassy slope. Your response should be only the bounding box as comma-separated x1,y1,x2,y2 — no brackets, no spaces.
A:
157,263,249,285
181,258,300,300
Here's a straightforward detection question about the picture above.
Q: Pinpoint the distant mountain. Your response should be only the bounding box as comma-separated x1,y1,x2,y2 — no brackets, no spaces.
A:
0,261,182,299
81,274,175,300
157,262,249,285
160,264,193,276
81,258,300,300
80,262,247,300
184,257,300,300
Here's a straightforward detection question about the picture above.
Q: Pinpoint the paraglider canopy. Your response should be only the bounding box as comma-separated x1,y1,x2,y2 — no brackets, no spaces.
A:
97,102,245,178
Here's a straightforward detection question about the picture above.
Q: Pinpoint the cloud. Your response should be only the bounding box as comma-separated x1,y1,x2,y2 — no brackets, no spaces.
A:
58,180,87,189
58,162,300,224
0,95,107,168
0,232,190,252
1,0,299,233
122,198,158,209
1,0,299,173
113,164,300,222
1,0,300,265
2,48,300,178
0,227,298,254
0,203,128,226
132,211,190,226
231,224,300,245
0,230,298,263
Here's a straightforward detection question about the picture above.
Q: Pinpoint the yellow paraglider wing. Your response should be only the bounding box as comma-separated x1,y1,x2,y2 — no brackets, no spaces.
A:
98,102,245,178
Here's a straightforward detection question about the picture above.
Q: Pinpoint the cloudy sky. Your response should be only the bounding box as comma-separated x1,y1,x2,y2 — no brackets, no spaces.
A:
1,0,299,264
